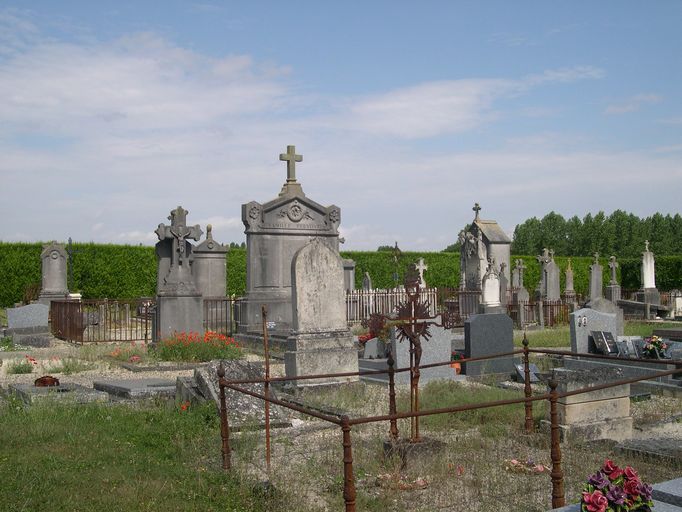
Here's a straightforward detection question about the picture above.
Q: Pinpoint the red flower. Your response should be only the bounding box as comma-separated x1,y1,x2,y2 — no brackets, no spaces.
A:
582,490,608,512
624,466,639,480
624,479,641,497
602,459,619,476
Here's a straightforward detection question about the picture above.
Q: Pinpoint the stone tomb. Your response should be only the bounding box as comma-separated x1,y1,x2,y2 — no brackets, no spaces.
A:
284,238,358,386
93,378,177,399
546,368,632,442
38,242,69,306
240,146,342,338
569,307,618,354
192,224,228,298
9,382,108,404
463,313,515,376
5,303,52,347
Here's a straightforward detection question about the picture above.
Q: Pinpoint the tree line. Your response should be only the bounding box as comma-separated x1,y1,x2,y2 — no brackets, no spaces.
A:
509,211,682,257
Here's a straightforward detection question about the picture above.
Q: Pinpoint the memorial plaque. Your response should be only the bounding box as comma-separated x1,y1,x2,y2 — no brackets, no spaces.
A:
615,341,631,358
591,330,617,355
515,363,540,383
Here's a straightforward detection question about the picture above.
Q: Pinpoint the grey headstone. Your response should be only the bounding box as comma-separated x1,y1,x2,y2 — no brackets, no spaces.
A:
652,477,682,506
587,296,624,335
10,382,109,404
545,258,561,301
7,304,49,329
285,238,358,386
362,337,386,359
390,322,455,384
193,224,228,298
362,272,372,290
38,242,68,306
589,255,603,301
570,307,617,353
464,313,515,376
343,259,356,292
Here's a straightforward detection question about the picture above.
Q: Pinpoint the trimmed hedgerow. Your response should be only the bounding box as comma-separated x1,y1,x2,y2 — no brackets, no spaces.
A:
1,241,680,307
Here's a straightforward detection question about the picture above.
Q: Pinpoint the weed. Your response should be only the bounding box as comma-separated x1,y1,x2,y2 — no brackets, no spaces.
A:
6,356,37,374
155,331,242,362
0,336,15,351
44,357,93,375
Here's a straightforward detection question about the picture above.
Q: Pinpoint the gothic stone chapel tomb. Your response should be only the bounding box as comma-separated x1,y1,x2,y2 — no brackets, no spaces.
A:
239,146,343,342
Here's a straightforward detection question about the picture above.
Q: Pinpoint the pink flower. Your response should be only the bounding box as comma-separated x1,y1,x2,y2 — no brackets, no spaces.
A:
582,490,608,512
624,466,639,480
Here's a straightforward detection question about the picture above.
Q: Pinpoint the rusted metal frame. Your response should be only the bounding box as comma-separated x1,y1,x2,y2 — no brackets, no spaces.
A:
220,381,343,426
528,347,682,366
386,348,399,442
262,305,271,474
554,367,682,400
341,415,357,512
222,349,525,385
217,365,232,470
548,379,565,508
522,334,534,434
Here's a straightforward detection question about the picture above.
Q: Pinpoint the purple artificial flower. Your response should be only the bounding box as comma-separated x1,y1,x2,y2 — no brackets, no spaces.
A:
606,484,626,506
639,482,653,501
588,471,610,489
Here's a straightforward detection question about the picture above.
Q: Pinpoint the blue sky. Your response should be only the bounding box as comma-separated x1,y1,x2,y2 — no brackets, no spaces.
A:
1,2,681,250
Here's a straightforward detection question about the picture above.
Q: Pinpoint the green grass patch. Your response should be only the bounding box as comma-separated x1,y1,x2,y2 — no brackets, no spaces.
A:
399,381,543,437
155,332,242,362
1,335,15,351
0,401,281,512
514,326,571,348
623,321,679,337
6,358,35,374
44,357,94,375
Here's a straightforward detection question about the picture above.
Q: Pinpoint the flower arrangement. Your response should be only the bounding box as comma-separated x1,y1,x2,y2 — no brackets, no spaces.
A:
642,335,668,359
581,460,653,512
451,352,463,362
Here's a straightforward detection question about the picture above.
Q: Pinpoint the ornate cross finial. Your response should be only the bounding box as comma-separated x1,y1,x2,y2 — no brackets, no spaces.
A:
567,257,573,271
206,223,213,240
472,202,481,220
644,240,650,252
279,145,302,183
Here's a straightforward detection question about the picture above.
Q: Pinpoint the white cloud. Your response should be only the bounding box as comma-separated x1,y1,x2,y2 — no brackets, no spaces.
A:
605,93,662,114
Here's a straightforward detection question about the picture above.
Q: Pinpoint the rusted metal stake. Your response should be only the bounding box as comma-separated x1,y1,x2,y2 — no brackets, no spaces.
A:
218,364,232,471
523,333,533,434
387,348,399,442
409,342,416,440
549,379,565,508
262,305,271,474
341,415,357,512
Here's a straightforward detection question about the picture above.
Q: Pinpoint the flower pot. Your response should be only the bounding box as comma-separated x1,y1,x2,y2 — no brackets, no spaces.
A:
450,362,461,374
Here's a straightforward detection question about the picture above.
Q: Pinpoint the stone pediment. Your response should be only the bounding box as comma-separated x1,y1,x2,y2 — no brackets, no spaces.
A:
474,219,511,244
242,195,340,235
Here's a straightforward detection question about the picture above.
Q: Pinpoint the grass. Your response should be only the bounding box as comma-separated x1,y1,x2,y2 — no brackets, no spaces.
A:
0,400,284,512
44,357,94,375
0,336,15,351
0,308,7,327
155,332,242,362
6,358,35,374
623,321,680,337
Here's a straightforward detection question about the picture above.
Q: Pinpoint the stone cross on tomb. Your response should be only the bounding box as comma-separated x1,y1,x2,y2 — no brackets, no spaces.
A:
644,239,650,252
155,206,203,285
516,259,527,287
593,252,600,265
280,145,302,183
472,202,482,221
608,256,619,284
415,258,428,287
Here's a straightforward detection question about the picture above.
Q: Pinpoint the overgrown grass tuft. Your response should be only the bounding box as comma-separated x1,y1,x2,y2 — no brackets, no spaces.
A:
44,357,94,375
0,400,282,512
6,358,35,374
623,321,679,337
0,335,15,351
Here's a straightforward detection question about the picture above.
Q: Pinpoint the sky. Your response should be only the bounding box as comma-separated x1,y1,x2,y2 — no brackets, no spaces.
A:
1,1,681,250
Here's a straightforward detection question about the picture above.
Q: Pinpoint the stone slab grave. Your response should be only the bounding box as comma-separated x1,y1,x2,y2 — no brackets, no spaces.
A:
186,360,291,430
543,367,632,443
359,322,461,384
463,313,515,377
9,382,108,404
616,435,682,467
93,378,177,399
5,303,52,347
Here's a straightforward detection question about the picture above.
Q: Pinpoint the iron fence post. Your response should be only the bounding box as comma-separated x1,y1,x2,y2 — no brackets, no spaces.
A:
262,305,271,474
387,348,399,442
341,415,356,512
523,334,533,433
549,379,565,508
218,364,232,471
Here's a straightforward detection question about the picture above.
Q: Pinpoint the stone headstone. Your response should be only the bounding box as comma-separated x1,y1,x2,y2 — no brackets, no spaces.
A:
463,313,514,376
605,255,622,303
499,262,508,306
641,239,656,289
284,238,358,386
515,363,540,383
544,250,561,301
589,253,603,302
192,224,228,298
362,272,372,291
415,258,428,289
512,259,529,304
343,259,356,292
588,296,624,336
5,303,52,347
511,265,520,289
240,146,342,336
479,258,503,314
390,323,455,384
459,203,511,291
569,307,617,353
38,242,68,306
154,206,203,341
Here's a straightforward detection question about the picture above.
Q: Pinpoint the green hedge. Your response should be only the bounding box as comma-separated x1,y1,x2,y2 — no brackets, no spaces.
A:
1,242,680,307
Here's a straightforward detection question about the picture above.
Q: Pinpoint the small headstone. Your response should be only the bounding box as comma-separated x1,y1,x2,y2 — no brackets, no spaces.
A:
479,257,503,314
93,378,177,399
464,313,514,376
544,250,561,301
605,255,622,303
343,259,356,292
5,303,51,347
570,307,618,354
641,239,656,289
389,323,455,384
362,272,372,291
499,262,508,306
362,337,386,359
192,224,228,297
589,253,603,302
38,241,69,306
415,258,428,289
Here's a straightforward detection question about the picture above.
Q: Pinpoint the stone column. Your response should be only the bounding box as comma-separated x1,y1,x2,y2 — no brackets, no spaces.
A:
589,253,603,302
637,240,660,308
605,255,621,303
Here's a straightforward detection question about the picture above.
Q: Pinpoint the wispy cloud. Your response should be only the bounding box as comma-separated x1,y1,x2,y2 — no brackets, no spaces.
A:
605,93,662,114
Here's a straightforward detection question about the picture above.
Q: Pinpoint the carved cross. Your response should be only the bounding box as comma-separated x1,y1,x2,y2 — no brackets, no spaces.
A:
155,206,203,269
279,145,302,183
516,259,527,287
415,258,428,286
644,240,650,252
593,252,600,265
472,202,482,220
608,256,618,284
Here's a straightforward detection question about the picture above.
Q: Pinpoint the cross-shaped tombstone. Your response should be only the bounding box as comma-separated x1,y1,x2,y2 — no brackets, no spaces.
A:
279,145,302,183
593,252,600,265
644,240,650,252
608,255,619,285
472,202,482,220
415,258,428,288
516,259,527,288
155,206,203,291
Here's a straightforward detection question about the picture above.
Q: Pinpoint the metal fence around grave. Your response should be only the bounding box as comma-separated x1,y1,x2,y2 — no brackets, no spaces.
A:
51,298,154,343
345,288,439,325
203,297,238,337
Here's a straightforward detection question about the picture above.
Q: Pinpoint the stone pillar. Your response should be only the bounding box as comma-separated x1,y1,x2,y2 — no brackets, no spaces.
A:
342,259,356,292
589,253,603,302
605,255,621,303
479,258,503,314
637,240,660,307
38,242,69,307
563,258,576,304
